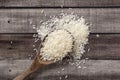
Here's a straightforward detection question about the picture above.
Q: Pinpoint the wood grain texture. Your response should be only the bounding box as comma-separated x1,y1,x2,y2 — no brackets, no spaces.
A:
1,34,120,60
0,0,120,7
0,9,120,33
0,60,120,80
0,34,36,60
83,34,120,60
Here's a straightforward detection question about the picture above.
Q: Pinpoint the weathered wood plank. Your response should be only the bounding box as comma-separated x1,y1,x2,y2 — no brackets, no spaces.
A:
0,34,36,60
0,0,120,7
1,34,120,60
83,34,120,60
0,9,120,33
0,60,120,80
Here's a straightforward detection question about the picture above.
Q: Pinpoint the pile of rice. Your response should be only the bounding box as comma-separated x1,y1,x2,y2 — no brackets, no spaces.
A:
40,29,73,61
37,13,89,61
56,15,89,59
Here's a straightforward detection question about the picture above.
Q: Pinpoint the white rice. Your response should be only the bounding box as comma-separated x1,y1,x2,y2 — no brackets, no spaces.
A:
40,29,73,61
37,13,89,60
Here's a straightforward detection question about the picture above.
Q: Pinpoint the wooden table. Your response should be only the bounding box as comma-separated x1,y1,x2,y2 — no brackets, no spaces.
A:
0,0,120,80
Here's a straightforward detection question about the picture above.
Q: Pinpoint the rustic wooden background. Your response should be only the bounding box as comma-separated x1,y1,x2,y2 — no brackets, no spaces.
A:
0,0,120,80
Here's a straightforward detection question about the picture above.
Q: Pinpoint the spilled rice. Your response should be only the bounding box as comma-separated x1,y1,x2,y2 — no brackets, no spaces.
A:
36,13,89,60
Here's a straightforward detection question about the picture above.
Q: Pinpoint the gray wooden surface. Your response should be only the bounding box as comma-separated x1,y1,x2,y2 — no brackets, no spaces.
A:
0,60,120,80
0,9,120,33
1,34,120,60
0,0,120,7
0,0,120,80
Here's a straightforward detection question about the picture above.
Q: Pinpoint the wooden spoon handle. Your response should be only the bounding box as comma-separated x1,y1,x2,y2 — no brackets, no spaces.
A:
14,62,44,80
13,68,35,80
14,53,44,80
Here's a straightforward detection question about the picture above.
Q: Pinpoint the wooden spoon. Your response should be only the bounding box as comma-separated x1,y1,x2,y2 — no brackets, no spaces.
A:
14,29,74,80
13,44,54,80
